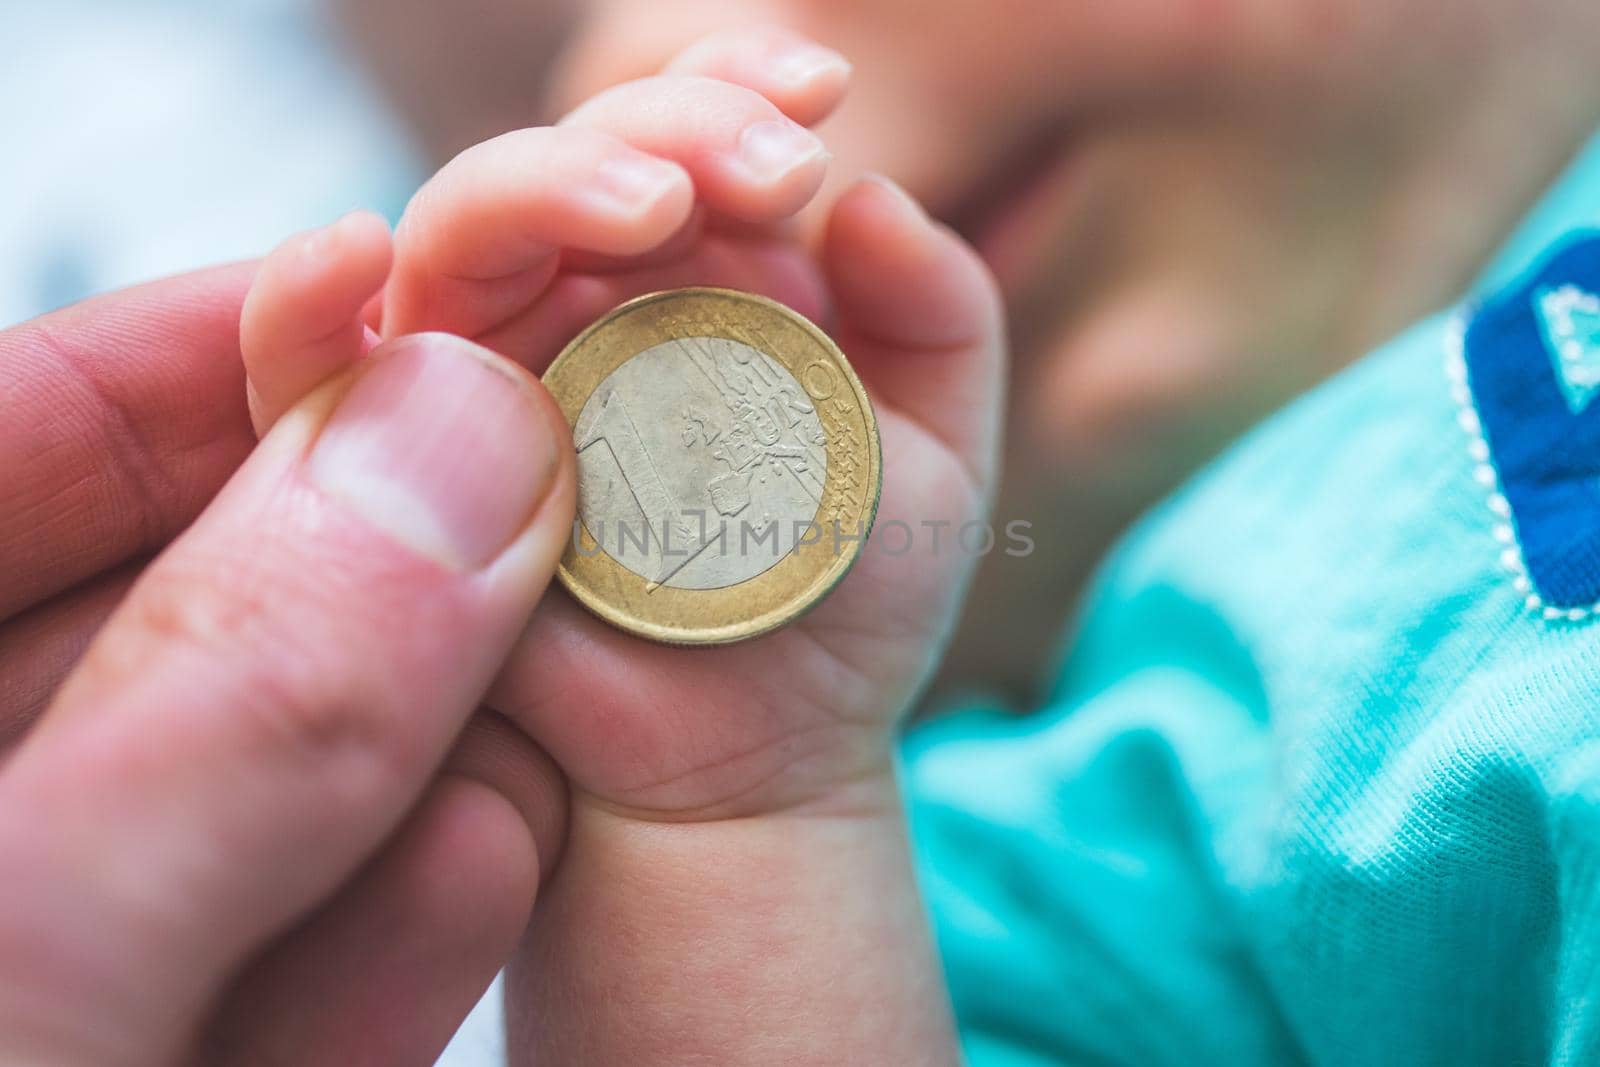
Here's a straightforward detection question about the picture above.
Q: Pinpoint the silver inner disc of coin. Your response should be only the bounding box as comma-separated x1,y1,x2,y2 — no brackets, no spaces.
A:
573,336,828,590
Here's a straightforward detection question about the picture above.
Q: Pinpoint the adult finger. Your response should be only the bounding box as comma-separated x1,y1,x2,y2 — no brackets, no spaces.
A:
0,563,139,751
0,331,575,1067
203,714,566,1067
0,263,257,622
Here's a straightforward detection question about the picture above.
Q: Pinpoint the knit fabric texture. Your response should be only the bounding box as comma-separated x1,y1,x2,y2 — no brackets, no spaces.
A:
902,133,1600,1066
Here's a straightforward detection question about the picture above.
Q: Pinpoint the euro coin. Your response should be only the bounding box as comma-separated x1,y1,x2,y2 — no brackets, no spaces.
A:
541,287,882,644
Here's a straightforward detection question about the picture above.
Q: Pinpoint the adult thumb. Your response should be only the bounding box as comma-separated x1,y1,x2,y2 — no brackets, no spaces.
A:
0,332,574,1066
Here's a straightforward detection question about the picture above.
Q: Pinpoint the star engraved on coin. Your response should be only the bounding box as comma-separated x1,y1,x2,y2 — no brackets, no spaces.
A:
542,288,881,645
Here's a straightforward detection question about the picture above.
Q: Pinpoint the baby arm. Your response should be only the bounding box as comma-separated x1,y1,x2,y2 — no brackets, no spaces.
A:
241,28,1001,1064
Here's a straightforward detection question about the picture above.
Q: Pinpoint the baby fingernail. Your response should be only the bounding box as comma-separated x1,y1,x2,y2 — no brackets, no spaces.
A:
863,173,926,219
591,154,683,213
772,43,850,88
299,214,352,259
308,333,560,570
736,119,827,182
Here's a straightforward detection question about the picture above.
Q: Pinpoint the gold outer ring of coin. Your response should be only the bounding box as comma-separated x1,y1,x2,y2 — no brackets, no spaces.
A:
541,287,882,645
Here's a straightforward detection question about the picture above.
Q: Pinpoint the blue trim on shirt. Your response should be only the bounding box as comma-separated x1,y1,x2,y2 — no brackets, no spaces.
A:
1467,230,1600,607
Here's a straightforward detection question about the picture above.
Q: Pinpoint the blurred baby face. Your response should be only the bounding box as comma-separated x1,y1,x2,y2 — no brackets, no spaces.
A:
345,0,1589,465
342,0,1553,446
536,0,1600,694
543,0,1534,478
337,0,1600,692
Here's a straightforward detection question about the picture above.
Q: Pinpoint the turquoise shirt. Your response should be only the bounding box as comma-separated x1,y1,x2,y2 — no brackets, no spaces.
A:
904,134,1600,1066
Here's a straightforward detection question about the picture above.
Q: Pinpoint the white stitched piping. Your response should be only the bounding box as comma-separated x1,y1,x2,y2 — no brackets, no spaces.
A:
1443,311,1599,623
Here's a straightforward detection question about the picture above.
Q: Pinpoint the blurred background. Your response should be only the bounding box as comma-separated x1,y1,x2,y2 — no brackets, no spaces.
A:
1,0,434,328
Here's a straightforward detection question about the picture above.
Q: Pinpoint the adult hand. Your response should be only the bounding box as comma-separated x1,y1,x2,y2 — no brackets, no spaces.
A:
0,269,575,1066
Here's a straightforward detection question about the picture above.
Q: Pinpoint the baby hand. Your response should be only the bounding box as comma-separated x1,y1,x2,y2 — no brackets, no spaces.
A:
241,26,1003,825
242,27,996,1063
